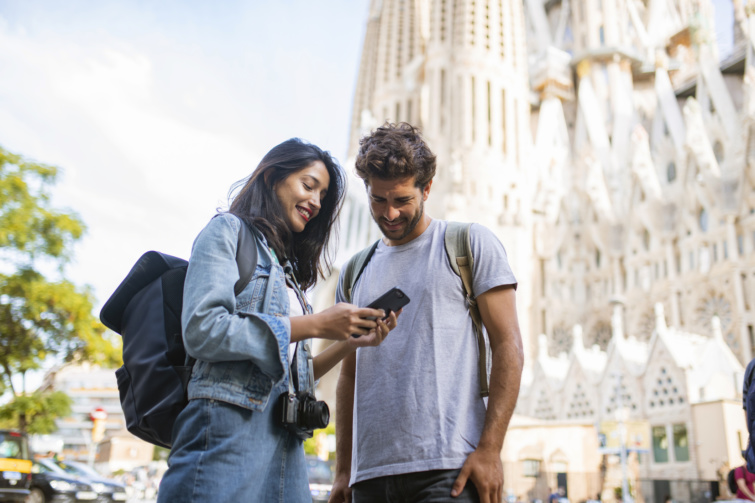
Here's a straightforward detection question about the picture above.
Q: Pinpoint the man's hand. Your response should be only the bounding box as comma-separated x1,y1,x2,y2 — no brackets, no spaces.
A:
451,447,503,503
328,472,352,503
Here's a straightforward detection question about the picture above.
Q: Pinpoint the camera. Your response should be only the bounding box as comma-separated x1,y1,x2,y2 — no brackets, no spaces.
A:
276,390,330,440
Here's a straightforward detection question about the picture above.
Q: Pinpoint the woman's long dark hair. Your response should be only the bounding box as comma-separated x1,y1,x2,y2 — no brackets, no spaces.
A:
227,138,346,290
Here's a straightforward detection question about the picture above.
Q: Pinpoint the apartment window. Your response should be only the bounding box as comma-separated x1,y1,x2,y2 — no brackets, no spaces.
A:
652,425,669,463
673,424,689,461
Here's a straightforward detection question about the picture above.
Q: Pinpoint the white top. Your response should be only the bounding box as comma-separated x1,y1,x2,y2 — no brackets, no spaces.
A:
287,287,304,365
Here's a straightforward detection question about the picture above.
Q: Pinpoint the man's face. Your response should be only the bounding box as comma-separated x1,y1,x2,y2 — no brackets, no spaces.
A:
366,176,432,246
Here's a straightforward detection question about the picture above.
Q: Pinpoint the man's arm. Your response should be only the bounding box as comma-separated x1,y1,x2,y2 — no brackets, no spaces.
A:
328,351,357,503
452,286,524,503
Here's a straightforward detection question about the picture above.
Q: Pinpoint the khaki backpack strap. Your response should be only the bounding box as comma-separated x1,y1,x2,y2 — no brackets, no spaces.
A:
341,240,381,303
445,222,489,398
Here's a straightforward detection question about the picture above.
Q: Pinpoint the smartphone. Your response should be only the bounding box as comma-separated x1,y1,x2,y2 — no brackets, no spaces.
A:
364,287,410,321
352,287,410,337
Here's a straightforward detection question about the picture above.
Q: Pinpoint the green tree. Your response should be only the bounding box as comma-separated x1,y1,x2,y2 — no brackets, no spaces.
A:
0,145,121,433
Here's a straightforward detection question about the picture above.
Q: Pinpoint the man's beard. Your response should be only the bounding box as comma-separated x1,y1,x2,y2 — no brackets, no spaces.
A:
374,199,424,242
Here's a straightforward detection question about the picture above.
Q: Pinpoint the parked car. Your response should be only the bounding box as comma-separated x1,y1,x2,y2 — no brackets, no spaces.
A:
306,456,333,503
49,461,127,503
0,430,32,502
27,459,97,503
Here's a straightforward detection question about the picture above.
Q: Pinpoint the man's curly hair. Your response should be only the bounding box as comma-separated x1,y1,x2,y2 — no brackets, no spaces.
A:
355,122,437,188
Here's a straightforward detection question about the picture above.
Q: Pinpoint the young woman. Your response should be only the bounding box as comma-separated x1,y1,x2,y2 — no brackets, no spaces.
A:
157,138,398,503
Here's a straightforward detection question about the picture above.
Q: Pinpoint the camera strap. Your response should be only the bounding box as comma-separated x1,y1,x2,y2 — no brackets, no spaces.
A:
283,262,315,395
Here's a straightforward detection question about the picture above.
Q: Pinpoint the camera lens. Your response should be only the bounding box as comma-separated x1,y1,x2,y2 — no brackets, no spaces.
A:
302,399,330,429
397,290,404,298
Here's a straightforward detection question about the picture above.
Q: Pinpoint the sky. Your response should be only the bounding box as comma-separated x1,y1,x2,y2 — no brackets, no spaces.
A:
0,0,371,318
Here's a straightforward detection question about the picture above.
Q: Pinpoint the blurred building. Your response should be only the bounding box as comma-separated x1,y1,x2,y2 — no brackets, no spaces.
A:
317,1,755,502
38,363,154,472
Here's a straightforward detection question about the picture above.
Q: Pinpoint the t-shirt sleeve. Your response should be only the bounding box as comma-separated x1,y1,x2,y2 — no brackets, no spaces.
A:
469,223,517,296
335,267,347,304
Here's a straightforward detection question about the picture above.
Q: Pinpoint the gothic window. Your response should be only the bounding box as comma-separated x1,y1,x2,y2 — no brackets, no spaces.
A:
550,325,571,356
667,161,676,182
632,309,655,342
699,208,709,232
605,378,638,416
498,0,504,58
643,229,650,251
567,383,594,419
714,141,724,164
440,0,447,42
469,0,476,46
484,1,490,50
648,366,685,410
696,292,737,351
588,321,611,350
535,388,557,420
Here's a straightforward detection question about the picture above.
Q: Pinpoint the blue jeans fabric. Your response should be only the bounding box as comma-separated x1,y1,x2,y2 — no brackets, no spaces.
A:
352,469,480,502
157,390,309,503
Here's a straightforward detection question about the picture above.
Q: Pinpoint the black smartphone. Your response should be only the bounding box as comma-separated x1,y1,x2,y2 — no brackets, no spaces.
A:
365,287,410,320
352,287,410,337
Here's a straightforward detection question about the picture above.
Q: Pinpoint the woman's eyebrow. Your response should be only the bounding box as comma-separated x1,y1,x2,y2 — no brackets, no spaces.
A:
303,174,322,186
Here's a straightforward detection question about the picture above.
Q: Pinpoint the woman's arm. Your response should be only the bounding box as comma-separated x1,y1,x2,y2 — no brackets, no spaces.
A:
312,311,399,379
737,476,755,501
182,214,287,380
289,303,388,343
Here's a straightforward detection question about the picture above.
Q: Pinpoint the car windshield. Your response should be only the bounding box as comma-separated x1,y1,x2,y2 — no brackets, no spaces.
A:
306,458,333,483
37,458,68,474
0,432,29,460
56,460,99,478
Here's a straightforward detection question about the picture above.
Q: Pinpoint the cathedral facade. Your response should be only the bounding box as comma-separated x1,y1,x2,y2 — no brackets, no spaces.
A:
316,0,755,501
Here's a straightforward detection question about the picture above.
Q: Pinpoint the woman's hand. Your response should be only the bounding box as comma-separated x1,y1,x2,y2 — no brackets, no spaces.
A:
294,302,384,342
347,309,400,348
311,309,402,379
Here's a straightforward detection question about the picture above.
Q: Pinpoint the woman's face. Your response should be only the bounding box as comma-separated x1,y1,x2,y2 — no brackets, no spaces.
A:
274,160,330,233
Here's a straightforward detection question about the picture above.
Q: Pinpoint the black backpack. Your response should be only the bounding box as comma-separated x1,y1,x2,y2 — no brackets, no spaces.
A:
100,218,258,448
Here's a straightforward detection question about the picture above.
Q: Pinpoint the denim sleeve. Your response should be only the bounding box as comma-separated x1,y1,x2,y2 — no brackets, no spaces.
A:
181,214,288,382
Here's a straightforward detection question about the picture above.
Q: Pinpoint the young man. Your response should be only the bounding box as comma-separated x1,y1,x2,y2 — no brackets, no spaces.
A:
329,123,524,503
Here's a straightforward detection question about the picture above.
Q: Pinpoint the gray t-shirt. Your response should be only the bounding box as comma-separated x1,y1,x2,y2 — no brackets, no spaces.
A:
336,219,517,484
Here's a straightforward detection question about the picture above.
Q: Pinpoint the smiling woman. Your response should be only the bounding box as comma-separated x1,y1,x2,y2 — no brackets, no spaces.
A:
156,138,400,503
275,162,330,233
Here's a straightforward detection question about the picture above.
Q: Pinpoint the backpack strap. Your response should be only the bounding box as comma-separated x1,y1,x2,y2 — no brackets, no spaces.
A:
341,240,381,303
444,221,489,398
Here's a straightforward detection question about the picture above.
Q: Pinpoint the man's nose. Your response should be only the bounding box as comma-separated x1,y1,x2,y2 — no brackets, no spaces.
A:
384,206,400,221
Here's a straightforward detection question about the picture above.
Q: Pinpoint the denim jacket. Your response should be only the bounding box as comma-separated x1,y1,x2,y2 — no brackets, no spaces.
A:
181,213,313,412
